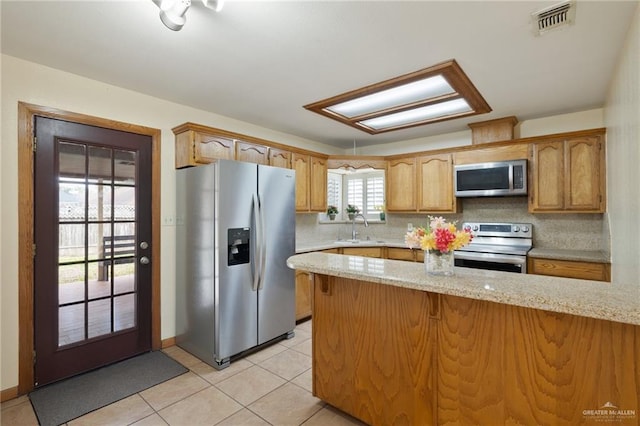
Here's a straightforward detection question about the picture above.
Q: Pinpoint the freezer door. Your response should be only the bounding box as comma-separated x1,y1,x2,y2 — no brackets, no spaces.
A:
216,160,259,360
257,165,296,344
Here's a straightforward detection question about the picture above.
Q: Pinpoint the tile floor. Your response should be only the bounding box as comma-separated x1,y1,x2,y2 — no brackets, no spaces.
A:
1,320,366,426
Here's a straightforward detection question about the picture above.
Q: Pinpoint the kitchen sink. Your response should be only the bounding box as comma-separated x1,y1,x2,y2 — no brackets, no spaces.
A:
335,239,386,245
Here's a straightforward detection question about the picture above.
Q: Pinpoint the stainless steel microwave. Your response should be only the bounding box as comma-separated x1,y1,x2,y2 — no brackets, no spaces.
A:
454,159,527,197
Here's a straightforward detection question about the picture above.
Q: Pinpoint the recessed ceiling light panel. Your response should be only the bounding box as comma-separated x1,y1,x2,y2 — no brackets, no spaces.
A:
326,75,454,118
360,99,472,131
304,59,491,135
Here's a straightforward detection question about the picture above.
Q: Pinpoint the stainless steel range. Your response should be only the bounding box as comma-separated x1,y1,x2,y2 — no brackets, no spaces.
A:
454,222,532,274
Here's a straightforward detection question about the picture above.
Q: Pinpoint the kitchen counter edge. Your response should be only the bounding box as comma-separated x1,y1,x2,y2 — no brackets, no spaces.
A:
287,252,639,326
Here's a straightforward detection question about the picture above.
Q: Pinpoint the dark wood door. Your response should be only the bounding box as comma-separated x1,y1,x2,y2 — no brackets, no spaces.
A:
33,116,152,387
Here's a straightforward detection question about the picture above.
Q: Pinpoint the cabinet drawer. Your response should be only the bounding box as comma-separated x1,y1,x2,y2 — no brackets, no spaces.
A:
387,247,415,261
528,257,610,282
341,247,382,258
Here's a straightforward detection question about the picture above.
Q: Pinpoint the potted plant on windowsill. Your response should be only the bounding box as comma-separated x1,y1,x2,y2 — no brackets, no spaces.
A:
345,204,360,221
327,205,339,221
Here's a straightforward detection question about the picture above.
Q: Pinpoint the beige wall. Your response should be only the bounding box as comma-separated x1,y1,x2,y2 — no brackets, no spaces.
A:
604,3,640,283
0,54,339,392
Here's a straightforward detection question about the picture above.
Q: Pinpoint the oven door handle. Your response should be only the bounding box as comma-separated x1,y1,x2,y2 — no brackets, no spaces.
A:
454,251,527,265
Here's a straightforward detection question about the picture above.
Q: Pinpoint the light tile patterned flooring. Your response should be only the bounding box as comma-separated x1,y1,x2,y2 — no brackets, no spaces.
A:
1,320,366,426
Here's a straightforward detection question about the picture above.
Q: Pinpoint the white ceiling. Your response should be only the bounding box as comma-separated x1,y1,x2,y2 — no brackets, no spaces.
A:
1,0,638,149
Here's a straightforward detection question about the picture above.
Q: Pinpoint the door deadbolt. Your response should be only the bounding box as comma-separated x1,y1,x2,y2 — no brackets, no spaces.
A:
139,241,149,249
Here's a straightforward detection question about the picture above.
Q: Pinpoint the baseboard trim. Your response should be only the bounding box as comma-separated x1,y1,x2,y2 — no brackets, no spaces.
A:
161,336,176,349
1,386,19,402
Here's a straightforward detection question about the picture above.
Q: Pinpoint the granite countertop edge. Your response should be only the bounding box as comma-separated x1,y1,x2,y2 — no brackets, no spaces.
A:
287,252,639,326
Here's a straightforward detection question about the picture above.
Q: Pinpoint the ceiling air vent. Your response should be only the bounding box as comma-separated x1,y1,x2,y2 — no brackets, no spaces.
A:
532,1,576,35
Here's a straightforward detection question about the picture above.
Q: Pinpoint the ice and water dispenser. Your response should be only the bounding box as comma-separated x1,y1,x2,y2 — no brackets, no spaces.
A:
227,228,250,266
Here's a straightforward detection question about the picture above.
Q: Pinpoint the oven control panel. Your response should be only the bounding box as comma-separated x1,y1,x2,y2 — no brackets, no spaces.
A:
462,222,532,238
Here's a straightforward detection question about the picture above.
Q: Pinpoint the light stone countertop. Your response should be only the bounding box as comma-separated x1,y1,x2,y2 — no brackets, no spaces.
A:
287,252,640,326
528,248,610,263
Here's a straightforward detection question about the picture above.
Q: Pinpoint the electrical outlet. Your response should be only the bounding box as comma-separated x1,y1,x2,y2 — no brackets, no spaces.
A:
163,216,175,226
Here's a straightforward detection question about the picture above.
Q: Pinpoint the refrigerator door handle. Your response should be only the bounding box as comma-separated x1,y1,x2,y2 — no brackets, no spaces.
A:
252,192,262,291
257,193,267,290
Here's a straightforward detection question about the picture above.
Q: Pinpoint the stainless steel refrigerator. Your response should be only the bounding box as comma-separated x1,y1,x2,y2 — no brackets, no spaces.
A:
175,160,296,369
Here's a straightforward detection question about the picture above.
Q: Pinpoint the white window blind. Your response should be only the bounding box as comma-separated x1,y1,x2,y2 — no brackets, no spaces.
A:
366,176,385,213
327,172,342,212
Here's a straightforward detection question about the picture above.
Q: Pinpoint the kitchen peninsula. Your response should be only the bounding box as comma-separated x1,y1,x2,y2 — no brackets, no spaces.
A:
287,252,640,425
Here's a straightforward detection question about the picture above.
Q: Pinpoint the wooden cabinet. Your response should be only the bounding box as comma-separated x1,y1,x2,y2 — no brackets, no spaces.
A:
295,270,312,321
417,153,459,213
453,143,528,165
268,148,291,169
386,157,416,211
312,275,437,425
528,257,611,282
310,274,640,425
235,141,268,165
309,156,327,212
292,153,310,211
387,247,416,261
529,132,605,213
292,153,327,212
174,124,235,168
341,247,382,258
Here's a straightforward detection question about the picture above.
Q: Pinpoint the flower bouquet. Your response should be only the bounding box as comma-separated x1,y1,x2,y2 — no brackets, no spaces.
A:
405,216,473,275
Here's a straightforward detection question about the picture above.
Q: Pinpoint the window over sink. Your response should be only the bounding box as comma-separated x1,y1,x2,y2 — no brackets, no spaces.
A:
324,168,385,222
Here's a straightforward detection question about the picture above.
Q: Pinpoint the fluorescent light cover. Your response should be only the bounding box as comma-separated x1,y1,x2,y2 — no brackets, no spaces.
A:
327,75,453,118
360,98,472,130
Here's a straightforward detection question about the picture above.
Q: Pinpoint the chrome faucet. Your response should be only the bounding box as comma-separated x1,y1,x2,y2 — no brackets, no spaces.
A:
351,213,369,240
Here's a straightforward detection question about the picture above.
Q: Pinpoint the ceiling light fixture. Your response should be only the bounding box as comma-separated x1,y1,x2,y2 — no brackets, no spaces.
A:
158,0,224,31
304,59,491,134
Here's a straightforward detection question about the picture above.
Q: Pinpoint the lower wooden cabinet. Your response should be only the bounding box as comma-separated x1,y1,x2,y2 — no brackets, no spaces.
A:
341,247,382,258
386,247,416,261
294,270,312,321
528,257,610,282
311,274,640,425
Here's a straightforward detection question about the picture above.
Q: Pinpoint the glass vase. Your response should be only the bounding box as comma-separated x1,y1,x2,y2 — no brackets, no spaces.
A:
424,249,454,276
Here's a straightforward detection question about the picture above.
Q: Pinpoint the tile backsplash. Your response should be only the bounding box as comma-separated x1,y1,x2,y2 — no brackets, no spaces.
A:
296,196,610,253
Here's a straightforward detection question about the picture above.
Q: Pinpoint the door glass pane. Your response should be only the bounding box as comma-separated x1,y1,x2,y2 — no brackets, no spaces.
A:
88,262,110,300
114,294,135,331
60,182,86,221
59,142,86,178
88,223,111,262
88,184,112,221
59,224,85,264
58,264,85,305
88,299,111,339
114,150,136,184
59,304,85,346
88,146,113,184
113,263,135,294
113,186,135,221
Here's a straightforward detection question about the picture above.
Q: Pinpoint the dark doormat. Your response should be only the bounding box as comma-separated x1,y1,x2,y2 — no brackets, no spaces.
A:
29,350,188,426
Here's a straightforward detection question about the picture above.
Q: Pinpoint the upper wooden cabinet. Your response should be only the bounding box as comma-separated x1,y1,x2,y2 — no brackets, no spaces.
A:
174,124,235,168
268,148,291,169
292,154,327,212
387,157,417,212
310,156,327,212
417,153,459,213
529,131,605,213
235,141,268,165
292,153,310,211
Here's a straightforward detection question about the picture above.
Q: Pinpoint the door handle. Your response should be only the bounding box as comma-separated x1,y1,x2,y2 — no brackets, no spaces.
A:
139,256,150,265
